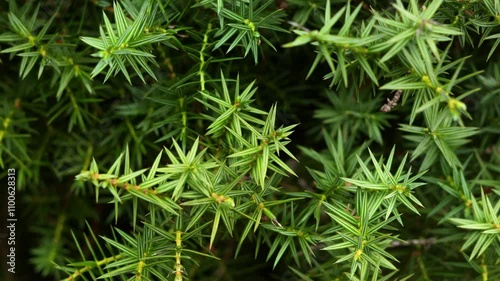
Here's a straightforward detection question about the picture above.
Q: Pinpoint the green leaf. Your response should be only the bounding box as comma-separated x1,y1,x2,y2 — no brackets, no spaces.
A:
8,12,31,38
210,207,221,248
1,42,34,53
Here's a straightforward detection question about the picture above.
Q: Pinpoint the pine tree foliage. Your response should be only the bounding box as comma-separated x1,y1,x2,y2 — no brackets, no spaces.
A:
1,0,499,280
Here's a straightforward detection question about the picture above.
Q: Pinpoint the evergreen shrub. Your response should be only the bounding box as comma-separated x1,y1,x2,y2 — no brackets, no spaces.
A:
0,0,499,280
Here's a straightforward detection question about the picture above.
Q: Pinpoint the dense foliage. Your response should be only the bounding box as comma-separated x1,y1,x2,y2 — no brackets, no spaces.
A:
1,0,499,280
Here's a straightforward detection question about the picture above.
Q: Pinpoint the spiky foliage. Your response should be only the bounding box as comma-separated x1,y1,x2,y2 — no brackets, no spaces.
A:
1,0,499,281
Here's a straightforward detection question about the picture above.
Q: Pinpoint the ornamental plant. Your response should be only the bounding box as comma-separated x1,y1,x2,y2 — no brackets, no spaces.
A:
1,0,499,280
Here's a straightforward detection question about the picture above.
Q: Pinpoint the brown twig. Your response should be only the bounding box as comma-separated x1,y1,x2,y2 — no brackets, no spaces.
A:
380,90,403,112
389,237,437,250
287,21,310,32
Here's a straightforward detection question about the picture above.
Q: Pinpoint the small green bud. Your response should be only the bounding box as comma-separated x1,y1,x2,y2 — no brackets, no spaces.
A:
75,171,91,181
448,98,467,121
421,75,433,88
448,98,467,111
222,197,235,208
